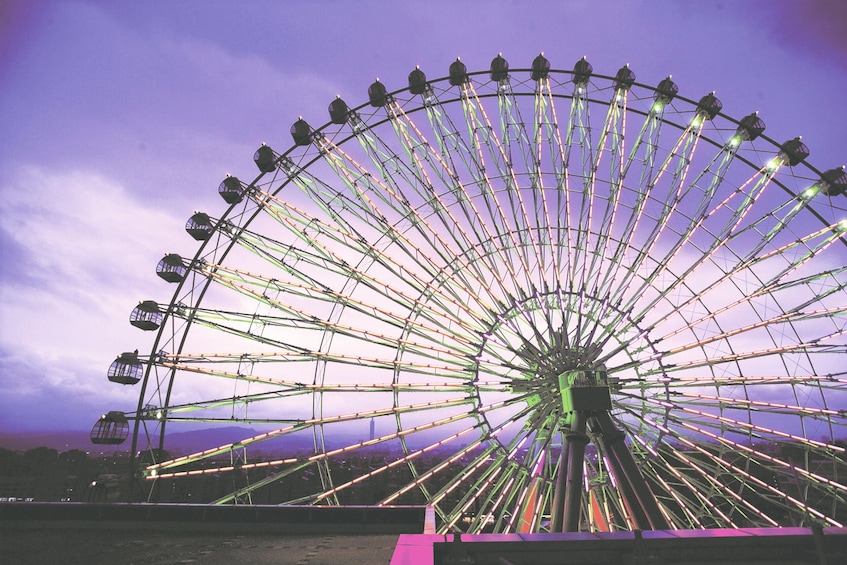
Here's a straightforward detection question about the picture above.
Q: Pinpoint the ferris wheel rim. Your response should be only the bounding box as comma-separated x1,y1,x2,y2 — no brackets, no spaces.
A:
97,55,847,532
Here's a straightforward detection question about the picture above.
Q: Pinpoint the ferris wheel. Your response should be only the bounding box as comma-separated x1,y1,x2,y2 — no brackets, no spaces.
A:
92,54,847,534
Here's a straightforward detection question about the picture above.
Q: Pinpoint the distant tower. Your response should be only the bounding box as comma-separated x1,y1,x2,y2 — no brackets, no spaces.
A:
369,417,375,441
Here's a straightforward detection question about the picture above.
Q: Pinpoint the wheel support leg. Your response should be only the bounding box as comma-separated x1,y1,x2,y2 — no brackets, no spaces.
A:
594,412,669,530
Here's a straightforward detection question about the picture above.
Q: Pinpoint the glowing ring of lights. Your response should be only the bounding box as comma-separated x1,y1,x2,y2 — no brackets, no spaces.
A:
104,55,846,533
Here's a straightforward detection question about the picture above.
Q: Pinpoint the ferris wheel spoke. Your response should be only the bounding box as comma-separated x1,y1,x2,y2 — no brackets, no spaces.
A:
244,195,501,339
199,262,484,351
629,392,845,455
349,96,517,302
673,391,847,420
188,306,478,365
655,265,847,348
104,58,847,532
380,409,529,504
415,86,536,299
264,153,504,317
576,90,630,322
666,420,845,527
630,412,795,526
300,424,486,506
460,82,542,288
625,217,846,348
498,75,560,286
255,185,492,320
640,434,769,527
149,399,481,479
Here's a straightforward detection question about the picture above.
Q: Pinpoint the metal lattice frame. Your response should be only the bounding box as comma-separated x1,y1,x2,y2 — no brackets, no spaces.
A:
101,55,847,534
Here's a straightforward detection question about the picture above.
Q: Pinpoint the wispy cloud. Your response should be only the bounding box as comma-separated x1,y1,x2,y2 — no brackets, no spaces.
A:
0,167,183,430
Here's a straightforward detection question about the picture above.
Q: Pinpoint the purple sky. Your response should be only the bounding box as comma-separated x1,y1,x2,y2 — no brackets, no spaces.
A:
1,0,846,433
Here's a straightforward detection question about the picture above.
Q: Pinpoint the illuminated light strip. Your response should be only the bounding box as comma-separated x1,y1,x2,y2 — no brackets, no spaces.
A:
663,307,843,356
197,273,473,356
629,212,844,353
666,374,841,386
146,396,475,473
575,99,631,346
631,436,706,529
160,353,468,379
149,410,472,480
606,157,781,347
676,391,843,417
657,330,847,372
247,184,496,334
411,90,529,303
600,109,665,306
673,418,847,494
537,78,577,297
148,393,528,480
493,79,553,287
312,425,482,503
432,83,539,281
335,108,518,302
199,271,481,360
562,86,596,318
603,115,707,313
444,465,505,531
675,430,844,527
504,469,534,533
313,135,505,307
188,305,476,365
658,232,847,344
445,419,553,532
631,393,845,454
159,358,505,391
632,418,753,527
675,404,844,453
469,428,544,532
624,407,787,527
379,399,538,505
203,263,483,348
193,225,490,352
487,474,520,533
466,77,545,289
667,419,845,526
572,85,629,334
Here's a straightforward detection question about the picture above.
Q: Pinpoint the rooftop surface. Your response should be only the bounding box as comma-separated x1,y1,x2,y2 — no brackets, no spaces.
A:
3,503,847,564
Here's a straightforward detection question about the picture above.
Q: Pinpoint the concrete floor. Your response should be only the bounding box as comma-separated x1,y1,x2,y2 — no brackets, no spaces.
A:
1,527,400,565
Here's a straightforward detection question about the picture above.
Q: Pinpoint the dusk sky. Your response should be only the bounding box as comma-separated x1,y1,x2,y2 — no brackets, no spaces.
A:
1,0,846,434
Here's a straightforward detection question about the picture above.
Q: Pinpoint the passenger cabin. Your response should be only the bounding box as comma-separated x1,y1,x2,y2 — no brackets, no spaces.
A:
572,57,593,86
737,112,766,141
368,80,389,107
448,58,468,86
185,212,213,241
218,175,246,204
156,254,187,283
108,351,142,385
290,118,312,145
490,54,509,82
821,167,847,197
696,92,723,120
253,144,278,173
129,300,162,331
90,411,129,445
328,97,350,124
531,53,550,81
780,137,810,166
654,76,678,105
408,68,427,95
614,64,636,91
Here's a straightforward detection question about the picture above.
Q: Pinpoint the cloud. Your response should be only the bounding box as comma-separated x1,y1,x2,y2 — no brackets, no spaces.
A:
0,166,185,431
